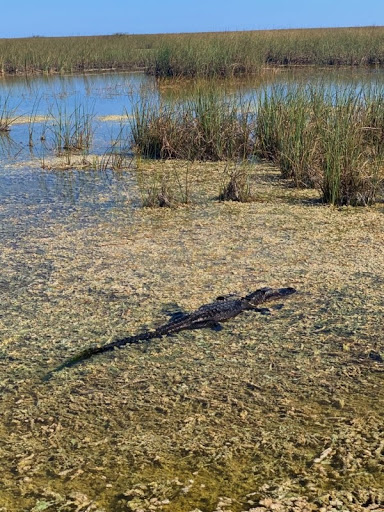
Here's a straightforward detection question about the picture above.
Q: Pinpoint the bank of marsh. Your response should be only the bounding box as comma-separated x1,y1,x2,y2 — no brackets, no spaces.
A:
1,26,384,76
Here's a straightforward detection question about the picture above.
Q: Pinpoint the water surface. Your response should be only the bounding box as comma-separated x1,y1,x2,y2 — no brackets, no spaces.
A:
0,70,383,511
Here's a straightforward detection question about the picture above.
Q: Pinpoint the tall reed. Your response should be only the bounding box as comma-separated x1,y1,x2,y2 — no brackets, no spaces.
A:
362,88,384,157
256,85,384,204
130,88,254,161
219,163,255,202
150,35,264,78
0,94,21,132
317,91,383,205
135,159,193,207
130,84,384,205
26,95,42,146
255,86,324,187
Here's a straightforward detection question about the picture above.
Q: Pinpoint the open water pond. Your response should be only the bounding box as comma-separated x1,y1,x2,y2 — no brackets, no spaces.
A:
0,70,383,511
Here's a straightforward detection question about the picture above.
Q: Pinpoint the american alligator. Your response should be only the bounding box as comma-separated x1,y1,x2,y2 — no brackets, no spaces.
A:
43,286,295,380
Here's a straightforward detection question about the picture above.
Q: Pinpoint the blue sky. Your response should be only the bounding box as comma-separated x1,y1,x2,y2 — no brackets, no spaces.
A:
2,0,383,38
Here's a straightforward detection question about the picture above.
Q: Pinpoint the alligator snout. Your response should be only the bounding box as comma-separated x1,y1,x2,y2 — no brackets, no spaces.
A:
277,287,296,296
245,286,296,305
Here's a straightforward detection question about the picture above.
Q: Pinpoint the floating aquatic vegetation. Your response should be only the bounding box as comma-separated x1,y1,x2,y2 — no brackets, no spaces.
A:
0,162,383,511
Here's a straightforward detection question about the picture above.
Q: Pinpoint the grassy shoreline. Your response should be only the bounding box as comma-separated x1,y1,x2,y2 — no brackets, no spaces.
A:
1,82,383,206
130,84,384,206
1,26,384,77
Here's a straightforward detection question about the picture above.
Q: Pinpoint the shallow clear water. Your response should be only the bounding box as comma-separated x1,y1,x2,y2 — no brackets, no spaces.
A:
1,67,384,218
0,71,152,116
0,70,383,511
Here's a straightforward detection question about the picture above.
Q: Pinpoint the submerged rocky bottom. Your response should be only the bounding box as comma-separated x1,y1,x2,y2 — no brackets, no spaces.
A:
0,162,383,511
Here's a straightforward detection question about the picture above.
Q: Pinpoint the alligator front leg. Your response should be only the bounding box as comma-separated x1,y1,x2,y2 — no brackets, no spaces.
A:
252,307,271,315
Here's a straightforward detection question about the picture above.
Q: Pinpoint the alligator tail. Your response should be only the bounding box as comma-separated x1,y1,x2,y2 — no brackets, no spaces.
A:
42,330,156,381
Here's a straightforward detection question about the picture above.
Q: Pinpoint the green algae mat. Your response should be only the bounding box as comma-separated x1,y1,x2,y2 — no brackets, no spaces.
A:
0,162,383,511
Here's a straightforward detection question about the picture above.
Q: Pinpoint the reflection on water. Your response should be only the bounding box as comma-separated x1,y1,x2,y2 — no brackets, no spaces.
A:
156,66,384,100
0,71,153,115
0,68,383,218
0,132,23,158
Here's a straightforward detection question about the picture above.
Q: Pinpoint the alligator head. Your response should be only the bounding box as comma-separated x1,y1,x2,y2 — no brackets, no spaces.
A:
244,287,296,307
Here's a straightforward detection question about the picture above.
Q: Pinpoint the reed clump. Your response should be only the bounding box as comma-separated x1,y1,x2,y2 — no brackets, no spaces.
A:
361,89,384,156
254,85,384,205
255,86,324,187
317,96,383,206
0,94,21,131
140,175,174,208
131,84,384,206
150,34,264,78
219,164,255,202
135,160,193,208
130,88,253,161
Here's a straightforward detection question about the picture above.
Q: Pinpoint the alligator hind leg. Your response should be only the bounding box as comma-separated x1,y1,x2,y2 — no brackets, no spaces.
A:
216,293,239,301
161,303,188,322
167,311,188,322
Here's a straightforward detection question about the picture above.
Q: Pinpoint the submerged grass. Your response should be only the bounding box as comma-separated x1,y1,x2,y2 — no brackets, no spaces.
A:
1,26,384,77
0,161,383,511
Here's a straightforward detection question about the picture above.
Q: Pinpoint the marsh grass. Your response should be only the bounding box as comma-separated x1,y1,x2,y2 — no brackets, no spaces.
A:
97,148,132,172
3,77,382,207
317,97,384,205
1,26,384,77
255,86,384,204
219,163,255,202
136,167,175,208
255,87,324,187
26,96,42,146
150,35,264,78
0,94,21,131
130,88,253,160
131,84,384,206
130,94,171,159
97,123,133,171
362,89,384,156
136,159,193,207
48,101,95,154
